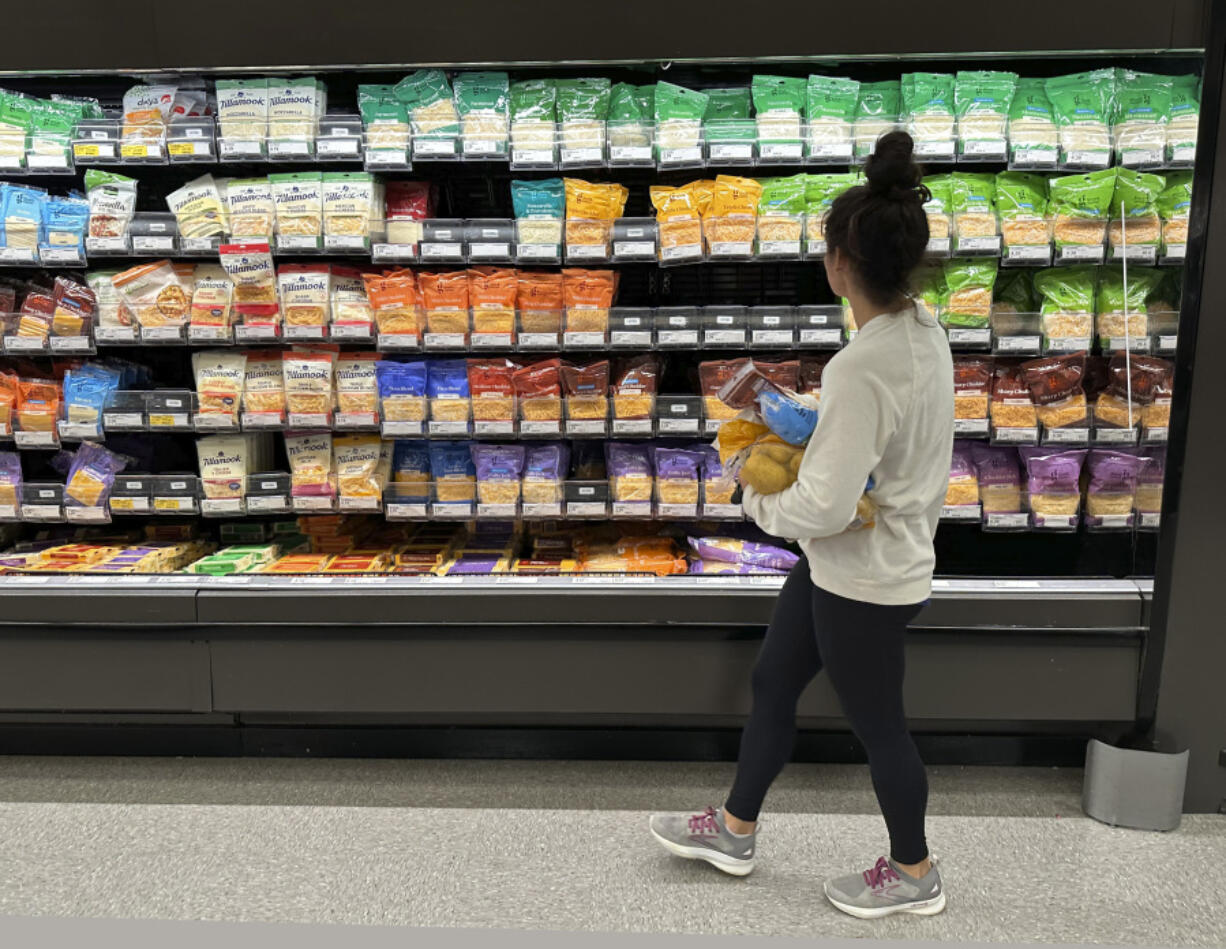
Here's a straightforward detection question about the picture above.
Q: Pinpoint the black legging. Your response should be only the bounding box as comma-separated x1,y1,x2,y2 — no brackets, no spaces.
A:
725,556,929,865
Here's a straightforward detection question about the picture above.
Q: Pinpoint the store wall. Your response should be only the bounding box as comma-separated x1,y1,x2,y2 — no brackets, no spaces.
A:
0,0,1210,73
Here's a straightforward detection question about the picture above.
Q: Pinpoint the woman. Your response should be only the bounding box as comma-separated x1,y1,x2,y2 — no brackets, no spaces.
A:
650,131,954,919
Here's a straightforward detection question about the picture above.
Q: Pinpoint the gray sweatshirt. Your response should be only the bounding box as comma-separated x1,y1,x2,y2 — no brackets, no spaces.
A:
742,301,954,605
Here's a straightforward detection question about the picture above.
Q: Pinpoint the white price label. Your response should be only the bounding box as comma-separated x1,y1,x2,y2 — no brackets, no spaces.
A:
1010,146,1057,166
423,333,467,349
432,502,473,518
659,146,702,165
470,242,511,258
372,244,418,261
142,325,183,342
284,325,326,341
220,139,262,158
14,430,57,448
708,142,754,161
752,330,793,345
705,330,747,345
1139,512,1161,529
799,329,842,347
103,412,143,430
474,420,515,436
334,412,378,429
1045,427,1089,444
518,332,559,348
947,328,990,346
612,419,652,436
132,236,175,253
40,247,85,264
194,414,238,431
808,142,853,160
953,418,989,437
234,325,279,342
330,323,372,340
1064,149,1110,167
471,333,513,348
201,498,243,516
1059,245,1105,262
1094,427,1138,444
962,138,1007,157
1121,148,1163,167
913,141,955,160
659,503,698,518
386,502,428,519
246,495,289,513
58,421,101,440
288,413,329,429
941,504,982,521
421,243,463,259
415,138,457,156
339,496,381,512
612,501,652,518
428,421,470,436
986,512,1029,529
559,147,602,165
1113,244,1157,263
568,243,609,260
709,241,753,258
994,426,1038,443
180,237,220,254
324,235,368,251
188,325,231,343
613,241,656,258
293,496,335,511
381,420,424,437
269,140,310,157
5,337,47,353
658,330,699,346
610,145,652,163
511,148,554,165
1006,244,1050,262
1170,145,1196,164
1094,514,1132,529
760,142,803,160
568,501,607,517
242,412,284,429
563,332,605,348
517,243,559,260
703,504,744,519
377,333,421,350
477,503,517,519
317,138,359,157
565,420,607,436
611,331,651,346
996,335,1041,353
364,149,406,165
1107,337,1149,353
658,418,699,435
758,240,801,257
21,504,62,520
520,420,561,436
462,138,502,156
277,235,320,251
522,503,563,518
957,236,1000,254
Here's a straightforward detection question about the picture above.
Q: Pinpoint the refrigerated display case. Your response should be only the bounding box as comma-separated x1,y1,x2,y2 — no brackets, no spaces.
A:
0,0,1221,809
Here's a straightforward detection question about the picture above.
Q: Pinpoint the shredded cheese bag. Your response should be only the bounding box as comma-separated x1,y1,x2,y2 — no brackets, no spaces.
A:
196,435,249,500
333,434,384,498
242,351,286,418
283,348,337,417
278,264,331,327
286,432,334,498
166,174,228,239
192,350,247,419
225,178,275,239
335,353,381,416
111,260,191,328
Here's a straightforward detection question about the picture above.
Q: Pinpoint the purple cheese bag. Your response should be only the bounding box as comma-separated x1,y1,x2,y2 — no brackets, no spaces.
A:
524,443,570,481
686,535,800,570
969,442,1020,487
470,443,526,482
1019,446,1087,496
605,441,652,478
652,447,705,480
950,441,976,480
1086,449,1142,495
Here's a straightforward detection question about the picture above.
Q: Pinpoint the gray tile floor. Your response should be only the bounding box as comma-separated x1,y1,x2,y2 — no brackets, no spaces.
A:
0,758,1221,946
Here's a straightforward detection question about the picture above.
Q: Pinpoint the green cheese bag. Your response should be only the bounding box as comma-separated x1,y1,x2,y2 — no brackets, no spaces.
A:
941,259,998,328
752,75,806,146
1156,170,1193,229
1034,265,1098,313
901,72,955,143
995,171,1050,249
758,175,808,215
803,172,858,242
1048,168,1117,247
951,173,998,247
1113,70,1172,160
556,78,612,122
911,264,948,311
393,69,459,136
954,70,1018,150
923,173,954,240
510,80,556,122
854,81,901,157
1098,265,1163,314
805,75,859,154
655,81,709,154
994,269,1037,314
608,82,651,150
704,88,754,144
454,72,509,154
1110,167,1165,249
1045,70,1115,160
1007,78,1058,158
1166,74,1200,158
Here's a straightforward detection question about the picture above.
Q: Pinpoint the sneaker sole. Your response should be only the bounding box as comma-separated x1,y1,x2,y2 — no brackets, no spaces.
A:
648,822,755,877
824,888,946,919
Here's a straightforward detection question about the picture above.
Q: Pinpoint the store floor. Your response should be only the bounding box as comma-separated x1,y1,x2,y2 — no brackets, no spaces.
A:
0,757,1222,946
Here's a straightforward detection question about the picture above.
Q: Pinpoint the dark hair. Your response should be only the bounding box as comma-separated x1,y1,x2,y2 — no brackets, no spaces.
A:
823,131,930,306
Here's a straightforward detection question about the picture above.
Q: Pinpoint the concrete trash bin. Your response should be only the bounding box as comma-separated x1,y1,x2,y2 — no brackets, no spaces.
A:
1082,738,1190,832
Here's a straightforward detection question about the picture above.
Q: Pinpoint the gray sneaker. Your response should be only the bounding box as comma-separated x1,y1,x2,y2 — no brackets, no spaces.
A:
648,806,756,876
824,856,945,919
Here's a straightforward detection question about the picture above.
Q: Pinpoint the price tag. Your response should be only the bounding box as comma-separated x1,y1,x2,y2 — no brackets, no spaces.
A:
21,504,62,521
658,243,701,262
1045,427,1089,445
371,243,417,262
659,502,698,519
421,243,463,260
40,247,85,265
517,243,560,260
961,138,1007,157
268,140,311,158
330,323,373,340
474,420,515,436
5,337,47,353
470,242,511,259
1059,245,1105,262
58,421,101,440
995,335,1040,354
808,141,853,160
758,240,801,257
471,333,513,348
201,498,243,516
317,138,359,157
985,512,1029,530
293,496,335,512
132,236,175,253
659,146,702,165
708,142,754,162
220,139,263,158
339,496,381,512
518,332,560,349
323,235,368,252
563,331,605,348
377,333,421,351
1145,426,1169,444
246,495,289,514
560,147,603,165
752,330,793,345
432,502,474,518
956,236,1001,255
74,142,114,160
760,142,803,161
1046,337,1091,353
608,144,652,163
612,501,652,518
14,430,57,448
154,496,196,513
1113,244,1157,264
193,414,238,431
0,247,37,264
568,243,609,260
277,235,321,252
288,413,329,429
705,330,747,346
1156,335,1178,353
953,418,989,437
941,504,982,521
283,325,326,342
168,140,210,158
511,148,554,165
180,237,220,254
423,333,467,350
142,326,183,342
658,418,699,435
805,240,828,258
613,241,656,258
658,330,699,346
709,241,753,258
364,148,408,166
522,502,563,519
1094,427,1138,445
119,141,159,159
462,138,502,157
188,325,231,344
234,325,279,342
414,138,457,157
993,426,1038,443
798,328,842,347
567,501,607,517
1064,149,1110,167
334,412,378,429
1093,514,1132,529
520,420,561,436
428,420,469,436
109,496,150,514
1010,146,1057,166
611,331,651,347
1106,337,1150,353
913,141,955,160
1006,244,1051,263
0,504,18,521
103,412,144,430
476,502,517,519
385,501,428,519
86,236,129,254
1120,148,1163,167
242,412,284,429
947,328,990,346
565,420,607,437
148,413,189,429
381,420,424,437
1139,512,1161,529
612,419,652,436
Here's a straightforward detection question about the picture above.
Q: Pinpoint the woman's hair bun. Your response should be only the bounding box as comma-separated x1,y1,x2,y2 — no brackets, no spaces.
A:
864,130,925,201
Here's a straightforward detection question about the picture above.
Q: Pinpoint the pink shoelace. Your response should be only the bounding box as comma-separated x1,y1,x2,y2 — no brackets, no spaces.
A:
688,806,720,836
863,857,901,890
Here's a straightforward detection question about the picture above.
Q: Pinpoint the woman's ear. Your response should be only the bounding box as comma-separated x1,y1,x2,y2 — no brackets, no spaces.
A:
824,247,849,298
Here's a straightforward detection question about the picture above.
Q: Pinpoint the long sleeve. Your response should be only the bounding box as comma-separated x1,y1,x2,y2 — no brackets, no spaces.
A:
742,354,903,541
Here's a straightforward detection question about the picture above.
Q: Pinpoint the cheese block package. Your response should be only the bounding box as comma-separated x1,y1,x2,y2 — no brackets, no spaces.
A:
1034,265,1097,341
286,431,335,497
419,270,471,340
1021,353,1088,430
653,447,704,505
62,365,119,426
1048,168,1115,248
606,441,653,502
521,443,569,504
192,350,247,420
468,268,518,339
196,434,250,500
50,276,98,338
1020,446,1088,521
427,359,471,422
513,359,563,421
